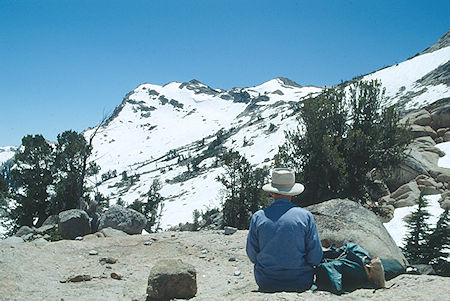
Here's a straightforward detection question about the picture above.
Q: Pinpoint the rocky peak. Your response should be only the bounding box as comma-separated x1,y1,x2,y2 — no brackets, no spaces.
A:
179,79,219,95
421,30,450,55
276,77,303,88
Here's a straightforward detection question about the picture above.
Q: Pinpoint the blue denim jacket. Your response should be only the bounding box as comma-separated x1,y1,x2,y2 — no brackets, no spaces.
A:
246,198,323,291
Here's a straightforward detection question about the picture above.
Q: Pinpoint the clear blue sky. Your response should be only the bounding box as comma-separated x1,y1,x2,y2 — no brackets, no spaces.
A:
1,0,449,146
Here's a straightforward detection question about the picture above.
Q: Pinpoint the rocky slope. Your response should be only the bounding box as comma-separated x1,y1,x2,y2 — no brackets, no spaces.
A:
1,230,449,301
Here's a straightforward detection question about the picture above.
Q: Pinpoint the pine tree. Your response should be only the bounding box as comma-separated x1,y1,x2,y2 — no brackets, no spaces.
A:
402,194,432,264
425,208,449,274
217,150,269,229
52,130,99,213
10,135,54,227
276,80,411,205
128,179,164,232
0,174,8,208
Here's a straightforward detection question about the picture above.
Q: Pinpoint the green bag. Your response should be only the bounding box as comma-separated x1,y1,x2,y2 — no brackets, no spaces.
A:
380,258,406,281
315,243,370,294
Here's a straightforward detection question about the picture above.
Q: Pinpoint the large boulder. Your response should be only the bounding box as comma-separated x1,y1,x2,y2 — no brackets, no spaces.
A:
306,199,407,265
58,209,91,240
15,226,35,237
42,215,59,226
410,124,437,139
430,102,450,130
147,259,197,300
98,205,146,235
410,109,432,126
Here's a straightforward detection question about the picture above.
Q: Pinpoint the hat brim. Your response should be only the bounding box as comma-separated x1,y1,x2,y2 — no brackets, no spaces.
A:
262,183,305,196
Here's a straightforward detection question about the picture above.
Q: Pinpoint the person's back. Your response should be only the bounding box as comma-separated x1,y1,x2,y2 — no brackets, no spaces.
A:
246,168,323,292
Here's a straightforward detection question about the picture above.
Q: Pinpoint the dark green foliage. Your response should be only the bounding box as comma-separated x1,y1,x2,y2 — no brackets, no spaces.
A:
52,130,98,212
217,150,269,229
128,179,164,232
276,80,411,205
402,194,432,264
10,135,54,228
402,196,449,275
425,208,449,275
0,174,7,206
4,130,101,232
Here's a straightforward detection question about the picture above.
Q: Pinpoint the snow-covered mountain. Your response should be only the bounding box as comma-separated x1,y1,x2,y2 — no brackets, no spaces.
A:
84,78,322,228
0,146,17,166
82,31,450,229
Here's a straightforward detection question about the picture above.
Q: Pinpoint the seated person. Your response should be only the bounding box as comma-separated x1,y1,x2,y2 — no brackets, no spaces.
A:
246,168,323,292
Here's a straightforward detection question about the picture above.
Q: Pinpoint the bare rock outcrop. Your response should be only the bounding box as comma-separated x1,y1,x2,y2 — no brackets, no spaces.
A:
58,209,91,240
306,199,407,265
98,205,147,235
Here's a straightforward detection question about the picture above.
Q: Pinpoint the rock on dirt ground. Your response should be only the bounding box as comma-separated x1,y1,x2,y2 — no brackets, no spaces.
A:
0,230,449,301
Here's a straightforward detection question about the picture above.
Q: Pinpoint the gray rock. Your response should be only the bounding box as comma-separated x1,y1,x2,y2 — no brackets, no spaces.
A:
436,127,449,137
100,227,129,237
410,124,437,139
98,205,146,235
393,191,420,208
147,259,197,300
411,109,432,126
32,238,48,246
413,136,436,146
430,103,450,130
444,131,450,142
58,209,91,240
411,264,436,275
386,152,430,191
306,199,407,265
35,224,56,235
15,226,35,237
224,226,237,235
372,204,395,223
416,175,443,195
42,215,59,226
0,236,25,244
391,182,420,200
22,233,34,241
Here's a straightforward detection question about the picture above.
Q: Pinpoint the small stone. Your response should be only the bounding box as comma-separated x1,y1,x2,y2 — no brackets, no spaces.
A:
111,272,123,280
201,249,208,254
75,236,83,241
228,257,236,262
106,265,112,269
171,234,176,237
144,241,153,246
99,257,117,264
234,270,241,276
224,226,237,235
67,274,92,282
89,250,98,255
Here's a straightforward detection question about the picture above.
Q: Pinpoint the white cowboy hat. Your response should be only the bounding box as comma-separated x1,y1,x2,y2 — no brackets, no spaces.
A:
262,168,305,196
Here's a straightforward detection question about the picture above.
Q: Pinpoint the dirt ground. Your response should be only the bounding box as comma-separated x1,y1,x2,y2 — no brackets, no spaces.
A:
0,230,449,301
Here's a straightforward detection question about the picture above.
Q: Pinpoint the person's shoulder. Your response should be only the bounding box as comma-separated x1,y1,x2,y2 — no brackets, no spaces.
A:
291,206,315,219
253,209,265,217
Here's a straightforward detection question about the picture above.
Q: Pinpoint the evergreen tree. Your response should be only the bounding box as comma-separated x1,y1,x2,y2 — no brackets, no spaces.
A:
217,150,269,229
128,179,164,232
276,80,411,205
10,135,54,227
402,194,432,264
52,130,98,213
0,174,8,208
425,208,449,274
